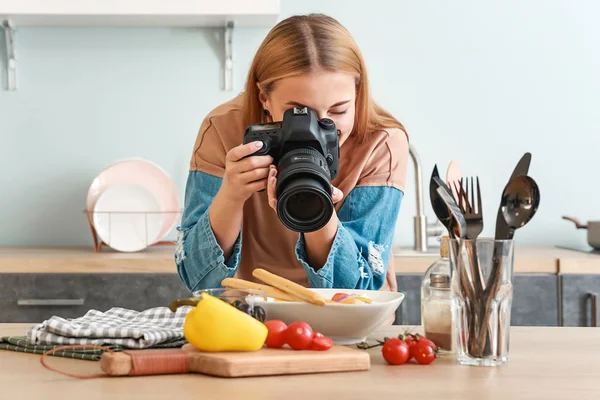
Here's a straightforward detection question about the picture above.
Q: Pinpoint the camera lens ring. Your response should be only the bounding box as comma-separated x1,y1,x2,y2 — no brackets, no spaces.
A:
277,182,333,232
275,148,334,232
276,148,331,190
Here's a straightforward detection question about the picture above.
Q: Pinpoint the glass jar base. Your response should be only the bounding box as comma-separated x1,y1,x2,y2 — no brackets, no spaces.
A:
457,354,508,367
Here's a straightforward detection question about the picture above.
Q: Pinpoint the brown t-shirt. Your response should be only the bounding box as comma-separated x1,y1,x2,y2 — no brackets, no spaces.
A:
190,95,409,288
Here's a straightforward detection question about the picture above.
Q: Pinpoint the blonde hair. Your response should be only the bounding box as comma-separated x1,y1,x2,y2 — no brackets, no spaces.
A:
242,14,405,143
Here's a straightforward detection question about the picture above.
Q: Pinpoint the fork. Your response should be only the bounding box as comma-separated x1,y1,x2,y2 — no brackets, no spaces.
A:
453,177,484,240
452,176,486,290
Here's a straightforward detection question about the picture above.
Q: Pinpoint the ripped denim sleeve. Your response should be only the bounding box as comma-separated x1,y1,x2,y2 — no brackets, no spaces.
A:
175,171,241,291
295,186,403,290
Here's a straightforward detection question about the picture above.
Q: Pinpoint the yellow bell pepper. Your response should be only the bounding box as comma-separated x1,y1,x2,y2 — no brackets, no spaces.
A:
169,293,267,352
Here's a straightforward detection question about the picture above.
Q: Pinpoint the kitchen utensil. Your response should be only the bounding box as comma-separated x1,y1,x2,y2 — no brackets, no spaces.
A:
494,153,531,240
437,182,484,357
562,216,600,250
92,183,163,252
475,174,540,358
446,160,462,201
86,158,180,245
430,165,450,224
499,175,540,239
487,174,540,294
453,177,486,295
453,177,484,240
434,179,466,239
253,288,404,345
100,344,370,377
431,165,464,239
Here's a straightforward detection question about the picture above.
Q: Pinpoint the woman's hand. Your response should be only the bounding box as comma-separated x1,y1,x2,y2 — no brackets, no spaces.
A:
209,141,273,260
220,141,274,205
266,165,344,213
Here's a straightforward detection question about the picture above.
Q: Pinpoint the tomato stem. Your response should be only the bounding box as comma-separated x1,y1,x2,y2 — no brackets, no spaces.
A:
356,341,384,350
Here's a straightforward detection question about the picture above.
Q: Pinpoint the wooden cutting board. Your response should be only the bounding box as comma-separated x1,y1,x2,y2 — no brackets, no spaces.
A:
182,344,370,377
101,344,370,378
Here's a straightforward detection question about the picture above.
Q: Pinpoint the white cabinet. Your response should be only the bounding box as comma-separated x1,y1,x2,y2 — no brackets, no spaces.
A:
0,0,280,27
0,0,281,91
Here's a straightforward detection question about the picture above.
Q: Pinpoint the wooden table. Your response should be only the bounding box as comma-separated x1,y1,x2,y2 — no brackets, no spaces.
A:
1,324,599,399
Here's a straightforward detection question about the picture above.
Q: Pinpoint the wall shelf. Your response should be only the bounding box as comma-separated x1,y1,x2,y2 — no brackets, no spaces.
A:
0,0,281,90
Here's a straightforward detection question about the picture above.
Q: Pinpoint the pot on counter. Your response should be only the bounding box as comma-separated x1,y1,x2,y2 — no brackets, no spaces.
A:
563,216,600,250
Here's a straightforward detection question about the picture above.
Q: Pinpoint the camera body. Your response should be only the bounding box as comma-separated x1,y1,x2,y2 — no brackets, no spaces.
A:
243,107,340,180
242,106,340,233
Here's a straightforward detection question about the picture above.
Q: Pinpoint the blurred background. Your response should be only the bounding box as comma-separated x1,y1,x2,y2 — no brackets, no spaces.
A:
1,0,597,252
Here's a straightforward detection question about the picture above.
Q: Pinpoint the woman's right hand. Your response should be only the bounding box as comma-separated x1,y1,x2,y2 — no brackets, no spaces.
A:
219,141,274,204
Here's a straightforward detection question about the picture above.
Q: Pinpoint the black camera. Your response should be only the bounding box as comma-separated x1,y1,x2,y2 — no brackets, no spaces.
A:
243,106,340,232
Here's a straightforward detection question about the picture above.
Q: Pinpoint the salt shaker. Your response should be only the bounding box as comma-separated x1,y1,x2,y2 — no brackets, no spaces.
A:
420,236,455,354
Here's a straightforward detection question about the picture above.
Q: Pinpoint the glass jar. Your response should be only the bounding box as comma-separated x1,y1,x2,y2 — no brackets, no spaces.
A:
421,236,455,354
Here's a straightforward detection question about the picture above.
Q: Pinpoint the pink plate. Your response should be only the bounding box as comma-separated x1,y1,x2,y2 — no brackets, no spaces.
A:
87,158,180,245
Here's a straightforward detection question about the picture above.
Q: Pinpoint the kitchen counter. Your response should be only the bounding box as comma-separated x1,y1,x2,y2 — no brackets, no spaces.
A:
1,323,599,399
393,246,600,274
1,245,599,274
0,246,178,273
393,245,564,274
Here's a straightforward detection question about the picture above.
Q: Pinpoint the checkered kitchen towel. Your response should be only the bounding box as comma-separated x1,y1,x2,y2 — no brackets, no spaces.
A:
0,336,188,361
26,306,191,349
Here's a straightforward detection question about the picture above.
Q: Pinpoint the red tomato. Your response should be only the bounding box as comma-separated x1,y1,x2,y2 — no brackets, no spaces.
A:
382,338,410,365
416,337,436,349
412,342,437,365
313,332,324,339
331,293,349,302
285,322,314,350
310,336,334,351
264,320,288,348
402,335,415,360
405,334,437,360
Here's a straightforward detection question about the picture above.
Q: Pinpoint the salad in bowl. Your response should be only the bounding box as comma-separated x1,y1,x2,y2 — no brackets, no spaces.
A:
221,269,404,345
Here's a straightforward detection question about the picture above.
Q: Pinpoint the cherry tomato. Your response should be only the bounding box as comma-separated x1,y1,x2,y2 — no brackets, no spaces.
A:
412,342,436,365
402,335,415,360
382,338,410,365
404,334,437,360
310,336,334,351
285,322,314,350
416,337,436,349
264,320,288,348
313,332,324,339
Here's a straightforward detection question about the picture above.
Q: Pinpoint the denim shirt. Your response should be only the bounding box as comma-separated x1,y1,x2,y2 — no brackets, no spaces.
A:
175,171,403,292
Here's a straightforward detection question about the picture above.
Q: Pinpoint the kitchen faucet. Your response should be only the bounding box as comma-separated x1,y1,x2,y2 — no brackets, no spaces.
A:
409,143,444,252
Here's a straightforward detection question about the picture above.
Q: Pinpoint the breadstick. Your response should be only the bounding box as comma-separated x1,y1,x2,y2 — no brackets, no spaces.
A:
252,268,326,306
221,278,300,302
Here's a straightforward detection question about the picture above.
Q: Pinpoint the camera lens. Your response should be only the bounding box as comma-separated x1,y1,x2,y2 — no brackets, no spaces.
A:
275,148,334,233
286,191,326,221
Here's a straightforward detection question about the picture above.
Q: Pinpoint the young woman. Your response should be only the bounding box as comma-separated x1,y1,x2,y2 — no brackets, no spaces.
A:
175,14,409,293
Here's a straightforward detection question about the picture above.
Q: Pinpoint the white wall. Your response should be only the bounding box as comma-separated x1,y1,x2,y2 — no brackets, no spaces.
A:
0,0,597,250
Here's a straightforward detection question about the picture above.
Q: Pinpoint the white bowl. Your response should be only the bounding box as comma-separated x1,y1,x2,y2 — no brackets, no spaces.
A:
254,289,405,345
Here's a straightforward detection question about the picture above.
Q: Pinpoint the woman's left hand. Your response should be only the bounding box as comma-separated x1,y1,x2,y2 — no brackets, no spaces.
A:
267,165,344,213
